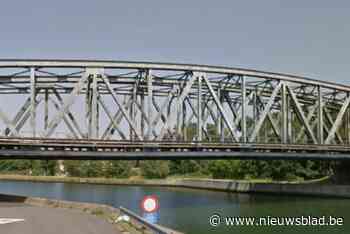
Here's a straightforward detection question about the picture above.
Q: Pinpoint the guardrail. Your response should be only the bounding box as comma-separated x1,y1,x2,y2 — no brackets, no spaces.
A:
119,206,178,234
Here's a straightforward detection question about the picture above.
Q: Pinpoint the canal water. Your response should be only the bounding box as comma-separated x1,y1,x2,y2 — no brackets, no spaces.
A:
0,180,348,234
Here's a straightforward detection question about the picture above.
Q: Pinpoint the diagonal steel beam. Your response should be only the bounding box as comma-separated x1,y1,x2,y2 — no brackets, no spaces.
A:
152,92,172,131
98,95,127,140
44,73,89,137
101,74,142,140
324,107,344,144
157,73,197,140
183,97,210,138
52,89,84,138
295,104,317,142
287,85,317,144
249,82,282,142
233,92,254,127
203,75,239,142
152,96,172,136
203,100,218,125
11,97,31,129
13,97,43,135
256,95,281,140
267,112,281,139
133,99,158,138
307,108,344,144
49,98,79,139
325,95,350,144
0,108,19,137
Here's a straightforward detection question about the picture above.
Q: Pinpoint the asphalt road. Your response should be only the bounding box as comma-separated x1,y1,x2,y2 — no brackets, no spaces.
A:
0,202,120,234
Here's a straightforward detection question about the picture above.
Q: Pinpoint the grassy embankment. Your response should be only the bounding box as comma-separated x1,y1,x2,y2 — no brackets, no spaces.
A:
0,173,330,185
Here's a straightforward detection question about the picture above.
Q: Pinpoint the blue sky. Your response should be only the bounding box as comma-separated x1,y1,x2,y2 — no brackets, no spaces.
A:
1,0,350,84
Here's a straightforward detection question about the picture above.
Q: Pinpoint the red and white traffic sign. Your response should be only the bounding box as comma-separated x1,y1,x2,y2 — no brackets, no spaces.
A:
140,195,159,213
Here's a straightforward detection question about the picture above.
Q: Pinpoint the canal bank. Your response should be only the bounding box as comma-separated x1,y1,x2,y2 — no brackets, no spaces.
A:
0,174,348,198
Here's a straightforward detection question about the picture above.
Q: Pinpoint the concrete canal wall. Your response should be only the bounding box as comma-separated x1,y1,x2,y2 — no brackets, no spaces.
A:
176,179,350,198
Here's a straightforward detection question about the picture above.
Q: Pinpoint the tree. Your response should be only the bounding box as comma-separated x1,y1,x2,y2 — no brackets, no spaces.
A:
209,160,243,179
104,161,132,178
140,161,170,179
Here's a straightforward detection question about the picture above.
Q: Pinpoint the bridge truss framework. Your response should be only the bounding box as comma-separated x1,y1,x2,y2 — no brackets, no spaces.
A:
0,59,349,160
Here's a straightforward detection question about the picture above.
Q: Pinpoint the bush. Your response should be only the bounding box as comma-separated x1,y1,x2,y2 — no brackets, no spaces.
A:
208,160,243,179
63,160,81,177
104,161,132,178
140,161,169,179
63,161,104,177
0,160,57,176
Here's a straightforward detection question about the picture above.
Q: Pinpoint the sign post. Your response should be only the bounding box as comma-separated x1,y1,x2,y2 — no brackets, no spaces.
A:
140,195,160,224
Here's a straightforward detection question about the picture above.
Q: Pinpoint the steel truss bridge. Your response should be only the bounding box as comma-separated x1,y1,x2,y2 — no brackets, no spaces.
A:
0,59,349,160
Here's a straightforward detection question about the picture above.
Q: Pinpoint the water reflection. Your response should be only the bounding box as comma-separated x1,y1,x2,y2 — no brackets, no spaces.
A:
0,181,348,234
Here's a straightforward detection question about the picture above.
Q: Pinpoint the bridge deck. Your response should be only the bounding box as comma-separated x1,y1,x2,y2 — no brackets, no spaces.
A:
0,137,348,160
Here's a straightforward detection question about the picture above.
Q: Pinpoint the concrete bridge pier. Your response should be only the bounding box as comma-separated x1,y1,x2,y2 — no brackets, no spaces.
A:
331,161,350,184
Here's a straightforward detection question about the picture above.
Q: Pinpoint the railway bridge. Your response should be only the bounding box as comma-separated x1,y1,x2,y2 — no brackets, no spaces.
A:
0,59,348,162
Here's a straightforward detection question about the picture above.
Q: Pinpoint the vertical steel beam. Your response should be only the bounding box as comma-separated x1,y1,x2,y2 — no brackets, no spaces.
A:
130,83,137,141
281,83,288,143
91,73,98,139
86,76,92,138
317,85,324,144
241,76,246,143
30,67,36,137
253,88,259,142
140,93,145,139
146,70,153,140
347,93,350,145
44,89,49,131
197,74,202,141
218,89,224,142
176,89,182,139
287,98,292,142
182,95,186,141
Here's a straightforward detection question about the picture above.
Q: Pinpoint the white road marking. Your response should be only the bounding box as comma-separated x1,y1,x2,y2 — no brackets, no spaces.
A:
0,219,25,225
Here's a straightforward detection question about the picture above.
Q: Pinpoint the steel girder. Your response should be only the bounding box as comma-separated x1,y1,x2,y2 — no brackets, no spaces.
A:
0,59,348,149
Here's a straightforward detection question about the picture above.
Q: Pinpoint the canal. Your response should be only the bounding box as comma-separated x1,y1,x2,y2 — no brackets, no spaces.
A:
0,180,348,234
